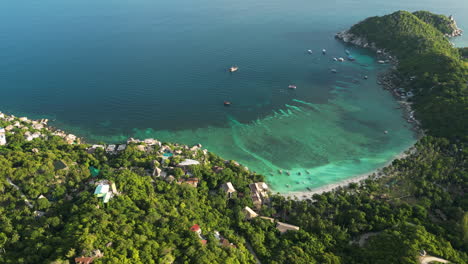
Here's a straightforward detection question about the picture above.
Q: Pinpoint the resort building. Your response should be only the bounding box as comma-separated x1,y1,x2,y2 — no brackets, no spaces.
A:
105,145,116,153
24,131,42,141
276,222,300,234
177,178,199,187
243,206,258,220
249,182,270,209
0,128,6,146
116,144,127,152
64,134,77,144
94,181,118,203
221,182,236,198
190,224,201,236
177,159,200,167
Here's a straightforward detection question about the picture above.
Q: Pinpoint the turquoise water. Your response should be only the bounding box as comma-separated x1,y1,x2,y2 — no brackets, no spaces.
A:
1,0,467,192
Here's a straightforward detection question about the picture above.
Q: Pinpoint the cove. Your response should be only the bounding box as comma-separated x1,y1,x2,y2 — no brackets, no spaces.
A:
1,0,466,192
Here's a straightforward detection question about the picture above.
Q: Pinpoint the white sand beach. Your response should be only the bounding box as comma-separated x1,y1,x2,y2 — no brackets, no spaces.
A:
279,149,413,200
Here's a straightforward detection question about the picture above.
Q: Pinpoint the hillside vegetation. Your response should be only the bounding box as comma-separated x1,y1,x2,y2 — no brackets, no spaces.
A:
413,11,459,35
349,11,467,140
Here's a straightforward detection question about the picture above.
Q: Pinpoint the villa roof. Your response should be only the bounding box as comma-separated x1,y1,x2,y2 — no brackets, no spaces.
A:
276,222,300,234
244,206,258,219
222,182,236,193
190,224,201,232
94,184,110,196
178,178,199,187
178,159,200,166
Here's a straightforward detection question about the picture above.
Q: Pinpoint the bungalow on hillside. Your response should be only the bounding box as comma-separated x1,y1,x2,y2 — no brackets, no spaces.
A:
190,224,201,234
276,222,300,234
32,123,44,130
177,159,200,167
0,128,6,146
243,206,258,220
249,182,269,209
220,238,236,248
94,181,118,203
105,145,116,153
221,182,236,198
213,230,236,248
212,166,224,173
177,178,199,187
94,184,112,203
64,134,77,144
24,131,41,141
116,144,127,152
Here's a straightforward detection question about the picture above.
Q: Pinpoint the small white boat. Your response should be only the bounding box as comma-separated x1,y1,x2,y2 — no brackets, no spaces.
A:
364,75,368,79
331,69,337,73
307,49,313,54
338,57,345,62
333,57,338,61
322,49,326,54
288,85,297,89
229,66,239,72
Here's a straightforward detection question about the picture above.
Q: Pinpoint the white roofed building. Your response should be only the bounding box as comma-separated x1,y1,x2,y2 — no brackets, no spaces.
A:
178,159,200,167
0,128,6,146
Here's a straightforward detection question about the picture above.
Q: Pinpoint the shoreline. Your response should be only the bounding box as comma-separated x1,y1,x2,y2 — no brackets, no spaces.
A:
279,147,414,200
1,31,425,201
274,30,425,200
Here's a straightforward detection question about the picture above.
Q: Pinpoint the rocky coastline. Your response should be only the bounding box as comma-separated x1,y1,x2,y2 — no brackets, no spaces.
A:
335,31,423,137
446,15,463,37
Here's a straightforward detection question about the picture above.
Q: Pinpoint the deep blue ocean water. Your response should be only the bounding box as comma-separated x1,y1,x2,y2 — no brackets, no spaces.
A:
1,0,467,192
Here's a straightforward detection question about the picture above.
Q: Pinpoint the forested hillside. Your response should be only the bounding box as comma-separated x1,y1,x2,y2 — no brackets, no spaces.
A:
0,10,467,264
348,11,467,140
